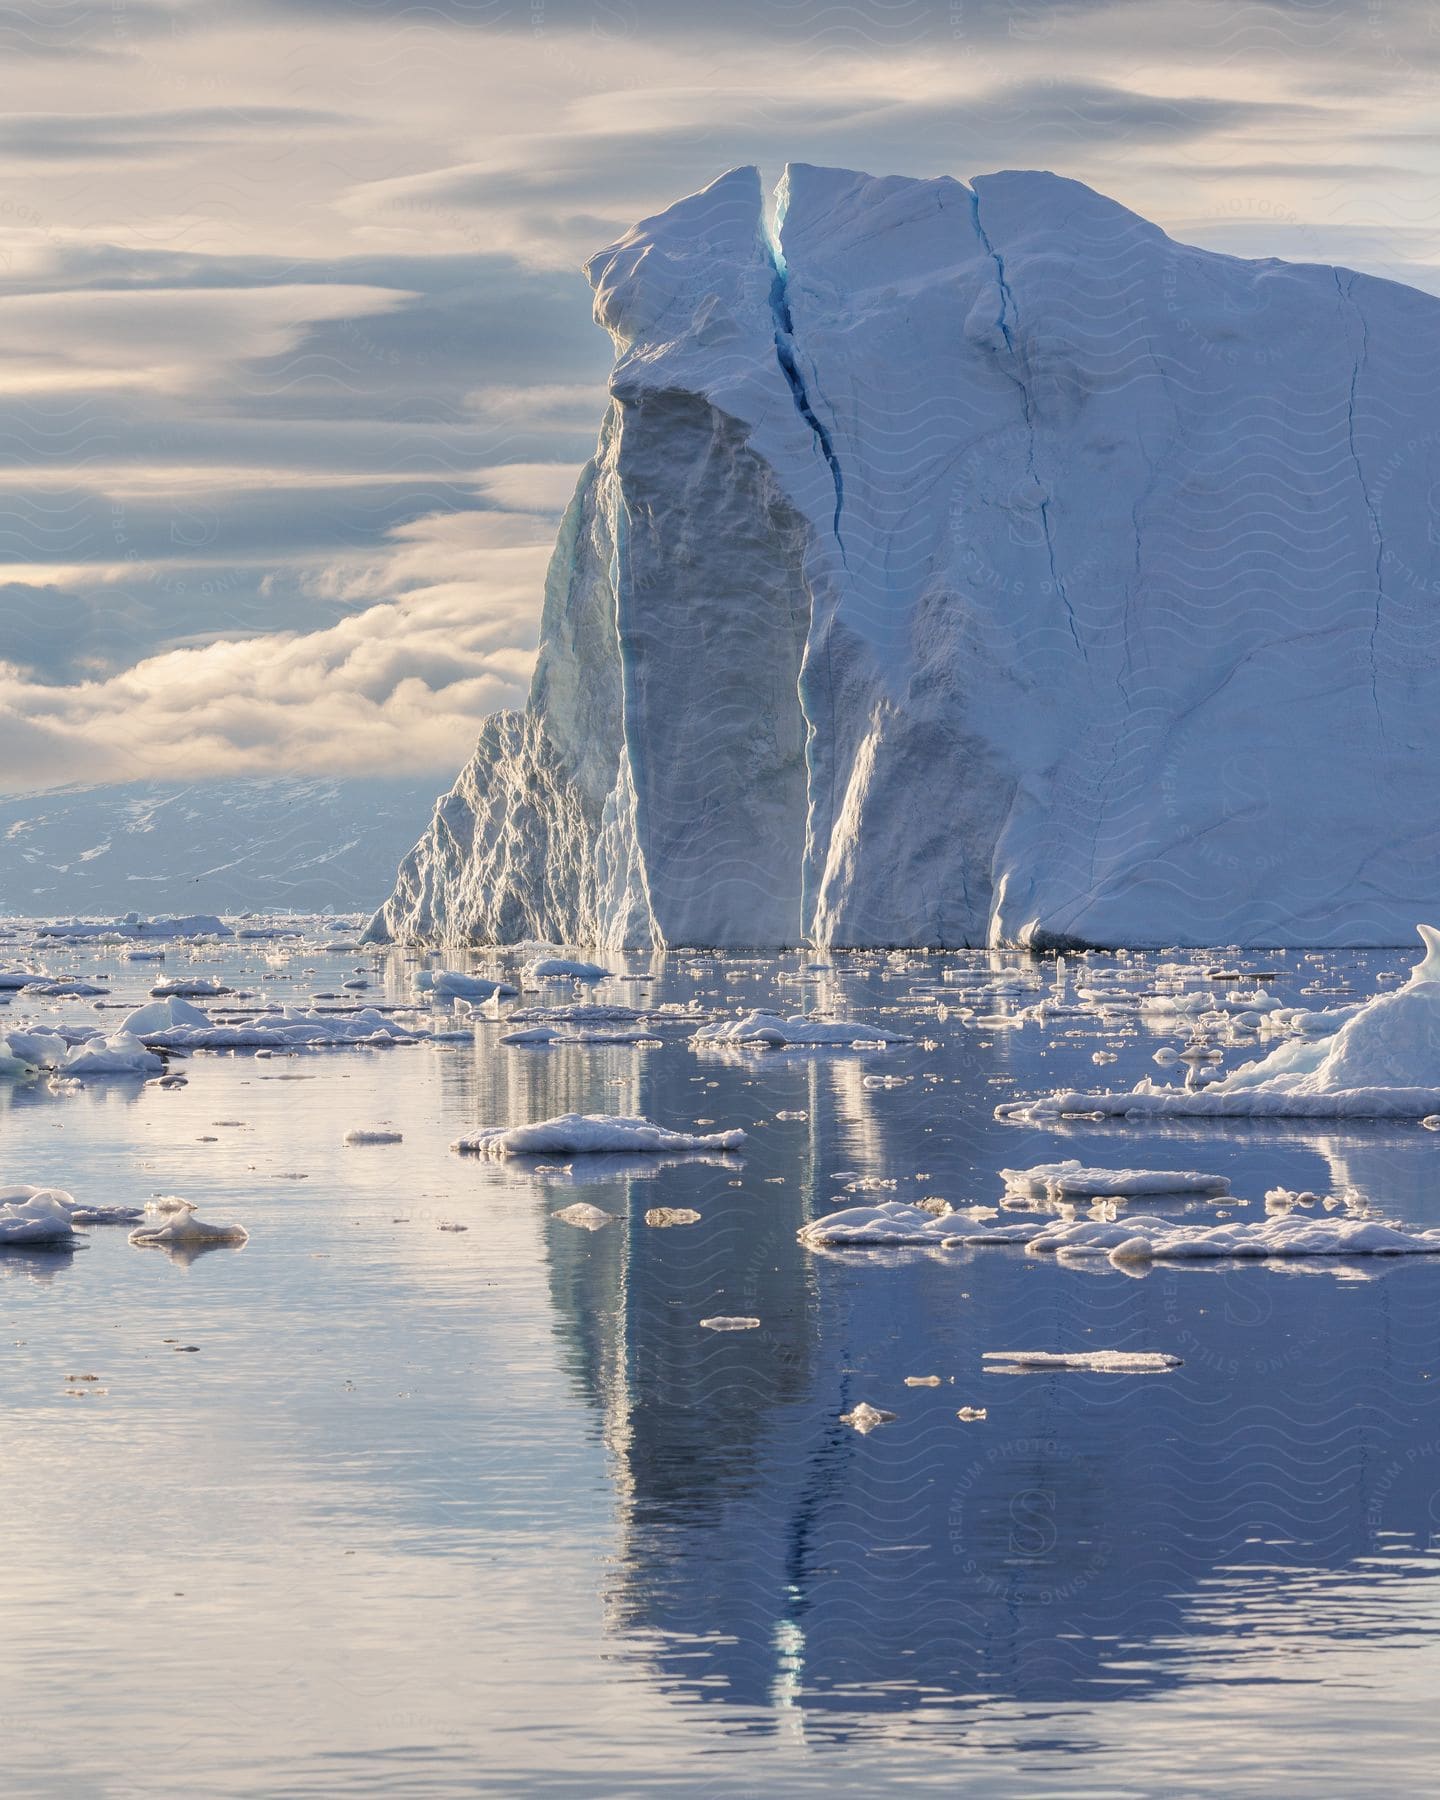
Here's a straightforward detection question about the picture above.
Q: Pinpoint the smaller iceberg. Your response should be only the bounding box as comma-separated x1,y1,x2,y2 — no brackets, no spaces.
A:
453,1112,746,1156
0,1187,86,1246
128,1196,248,1249
692,1011,909,1049
523,957,612,981
1000,1161,1230,1200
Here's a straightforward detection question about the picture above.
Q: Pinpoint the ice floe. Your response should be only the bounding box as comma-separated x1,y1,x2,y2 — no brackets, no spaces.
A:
692,1011,910,1049
999,1160,1230,1201
499,1024,658,1046
453,1113,746,1156
128,1196,248,1248
551,1203,616,1230
344,1129,403,1146
0,1187,85,1246
417,969,518,1003
802,1200,1440,1260
523,957,612,981
699,1315,761,1331
38,912,231,941
983,1351,1181,1374
998,926,1440,1122
63,1032,165,1078
840,1402,895,1433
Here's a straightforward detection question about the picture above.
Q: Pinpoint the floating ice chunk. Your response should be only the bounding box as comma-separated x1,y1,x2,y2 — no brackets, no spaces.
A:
503,1002,643,1026
999,1160,1230,1200
699,1315,760,1331
983,1350,1181,1373
523,957,612,981
1003,928,1440,1121
904,1375,941,1387
956,1407,988,1421
692,1011,909,1049
799,1201,950,1247
551,1203,615,1230
344,1129,403,1146
840,1402,895,1433
150,977,231,999
28,978,109,997
64,1032,165,1078
644,1207,702,1226
120,996,214,1037
954,1212,1440,1260
499,1024,657,1046
0,968,47,989
0,1187,84,1245
128,1196,247,1248
0,1036,41,1079
40,913,231,941
453,1112,746,1156
417,969,518,1003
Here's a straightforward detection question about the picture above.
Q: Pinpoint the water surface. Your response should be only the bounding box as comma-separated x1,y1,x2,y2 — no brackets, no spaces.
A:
2,939,1438,1797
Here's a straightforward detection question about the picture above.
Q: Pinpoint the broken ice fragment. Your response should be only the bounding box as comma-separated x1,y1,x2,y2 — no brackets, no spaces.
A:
699,1315,760,1331
840,1402,896,1433
643,1207,701,1227
551,1204,615,1231
983,1350,1181,1374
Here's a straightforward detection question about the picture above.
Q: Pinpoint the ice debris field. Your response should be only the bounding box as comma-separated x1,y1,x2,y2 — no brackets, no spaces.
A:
7,912,1440,1317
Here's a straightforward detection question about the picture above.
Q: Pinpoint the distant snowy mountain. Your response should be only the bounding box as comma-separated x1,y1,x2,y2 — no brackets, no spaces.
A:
0,777,444,916
371,163,1440,950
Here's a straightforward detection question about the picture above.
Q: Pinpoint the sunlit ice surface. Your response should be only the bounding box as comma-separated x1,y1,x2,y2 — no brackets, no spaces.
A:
2,929,1440,1797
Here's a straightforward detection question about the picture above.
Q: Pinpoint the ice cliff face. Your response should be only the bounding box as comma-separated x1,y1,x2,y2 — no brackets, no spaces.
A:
370,163,1440,949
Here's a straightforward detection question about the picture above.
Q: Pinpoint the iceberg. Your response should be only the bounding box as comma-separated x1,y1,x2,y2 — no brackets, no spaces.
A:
452,1112,746,1156
691,1011,910,1049
371,162,1440,951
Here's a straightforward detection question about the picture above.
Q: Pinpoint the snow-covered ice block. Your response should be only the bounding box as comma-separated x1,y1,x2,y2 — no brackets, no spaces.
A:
692,1011,909,1048
523,957,612,981
344,1128,403,1145
64,1032,165,1078
453,1112,746,1156
499,1024,657,1045
948,1212,1440,1260
983,1350,1181,1373
128,1196,248,1248
999,1160,1230,1200
0,1188,84,1246
417,969,517,1002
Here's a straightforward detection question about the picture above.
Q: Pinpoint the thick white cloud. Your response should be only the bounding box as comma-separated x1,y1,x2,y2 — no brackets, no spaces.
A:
0,511,553,791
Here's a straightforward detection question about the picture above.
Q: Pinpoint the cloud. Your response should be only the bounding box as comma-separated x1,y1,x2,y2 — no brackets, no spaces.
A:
0,106,358,163
0,509,553,792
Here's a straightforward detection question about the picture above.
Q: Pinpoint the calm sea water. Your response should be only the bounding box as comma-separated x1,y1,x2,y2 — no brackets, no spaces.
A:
2,938,1439,1798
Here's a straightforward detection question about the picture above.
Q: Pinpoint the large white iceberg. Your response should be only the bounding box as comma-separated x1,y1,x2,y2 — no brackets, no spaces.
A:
370,162,1440,951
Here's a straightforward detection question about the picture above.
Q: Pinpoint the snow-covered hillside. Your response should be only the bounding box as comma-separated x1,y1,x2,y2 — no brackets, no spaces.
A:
370,163,1440,950
0,778,442,916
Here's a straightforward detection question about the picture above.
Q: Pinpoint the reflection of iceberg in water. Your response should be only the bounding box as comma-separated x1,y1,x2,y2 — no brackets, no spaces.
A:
540,1033,1440,1734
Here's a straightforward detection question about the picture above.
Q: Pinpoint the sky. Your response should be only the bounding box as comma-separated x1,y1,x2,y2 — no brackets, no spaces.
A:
0,0,1437,795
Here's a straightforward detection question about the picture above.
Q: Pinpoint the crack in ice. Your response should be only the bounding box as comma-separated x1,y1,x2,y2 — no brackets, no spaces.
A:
970,190,1086,662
